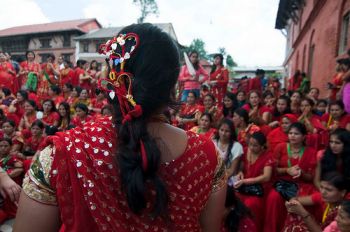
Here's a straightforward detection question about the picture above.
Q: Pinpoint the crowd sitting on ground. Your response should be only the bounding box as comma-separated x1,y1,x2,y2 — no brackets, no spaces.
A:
0,44,349,232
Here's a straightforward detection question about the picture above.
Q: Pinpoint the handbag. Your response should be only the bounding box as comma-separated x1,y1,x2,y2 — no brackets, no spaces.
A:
274,179,298,201
237,184,264,197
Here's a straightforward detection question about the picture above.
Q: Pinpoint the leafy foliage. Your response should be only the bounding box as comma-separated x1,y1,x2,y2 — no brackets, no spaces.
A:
133,0,159,23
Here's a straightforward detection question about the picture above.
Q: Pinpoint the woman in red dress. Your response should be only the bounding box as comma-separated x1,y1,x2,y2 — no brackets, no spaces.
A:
264,122,318,232
87,60,100,98
298,98,327,150
242,91,273,125
234,132,274,231
62,83,73,101
89,88,108,116
15,24,226,231
209,54,229,106
177,91,202,130
41,99,60,127
202,94,223,127
59,60,74,89
37,54,59,101
0,52,17,94
283,172,347,232
190,112,217,139
77,60,93,94
233,108,261,149
48,86,65,109
19,51,41,90
1,120,24,153
71,103,92,128
222,92,238,119
267,114,297,151
321,100,350,132
5,90,29,126
57,102,71,131
18,100,37,132
290,91,302,115
269,95,291,128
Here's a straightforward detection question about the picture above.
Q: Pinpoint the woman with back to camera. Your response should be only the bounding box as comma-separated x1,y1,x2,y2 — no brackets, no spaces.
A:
14,23,226,232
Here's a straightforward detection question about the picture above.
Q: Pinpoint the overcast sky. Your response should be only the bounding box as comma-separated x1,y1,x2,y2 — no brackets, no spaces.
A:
0,0,286,67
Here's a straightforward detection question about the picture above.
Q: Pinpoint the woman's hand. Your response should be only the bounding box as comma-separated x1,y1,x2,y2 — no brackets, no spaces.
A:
0,171,21,202
233,179,245,189
287,165,301,177
285,199,308,217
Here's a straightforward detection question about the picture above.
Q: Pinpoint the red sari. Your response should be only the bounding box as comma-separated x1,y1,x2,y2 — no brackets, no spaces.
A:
264,143,317,232
267,127,288,151
24,117,222,231
60,68,75,89
71,115,93,128
189,126,217,139
237,150,274,231
302,115,327,150
38,63,59,100
209,67,229,106
330,72,344,101
321,113,350,130
0,62,18,94
179,103,202,130
90,98,108,115
20,60,41,88
42,112,60,126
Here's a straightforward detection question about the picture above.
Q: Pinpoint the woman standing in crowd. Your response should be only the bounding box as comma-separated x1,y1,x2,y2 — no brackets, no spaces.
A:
0,51,17,94
209,53,229,106
177,91,202,130
264,122,318,232
190,112,217,139
212,119,243,181
59,60,74,89
38,54,59,100
234,132,273,231
178,51,208,102
15,23,226,232
19,51,41,90
87,60,100,97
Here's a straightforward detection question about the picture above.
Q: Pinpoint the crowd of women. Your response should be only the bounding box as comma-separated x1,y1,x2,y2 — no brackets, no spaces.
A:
174,49,350,231
0,23,349,231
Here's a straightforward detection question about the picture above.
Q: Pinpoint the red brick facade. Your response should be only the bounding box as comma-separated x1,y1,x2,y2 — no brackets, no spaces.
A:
278,0,350,96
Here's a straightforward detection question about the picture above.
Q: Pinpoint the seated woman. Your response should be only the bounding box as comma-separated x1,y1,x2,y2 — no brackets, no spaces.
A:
284,172,347,232
57,102,71,131
314,128,350,189
269,95,291,128
321,100,350,132
190,112,216,139
18,99,38,132
236,90,246,108
176,91,202,130
14,23,226,232
22,120,45,158
234,132,274,230
267,114,297,151
71,103,92,128
222,92,238,119
202,94,223,126
333,200,350,232
264,122,318,232
233,108,261,149
242,91,272,125
48,86,65,109
212,119,243,183
89,88,108,116
0,88,15,107
6,90,29,125
223,186,257,232
0,138,23,224
298,98,327,150
290,91,302,116
1,120,23,153
41,99,60,127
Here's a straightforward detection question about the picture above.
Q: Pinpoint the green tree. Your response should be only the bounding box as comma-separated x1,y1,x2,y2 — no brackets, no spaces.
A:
185,38,209,60
133,0,159,23
226,54,237,68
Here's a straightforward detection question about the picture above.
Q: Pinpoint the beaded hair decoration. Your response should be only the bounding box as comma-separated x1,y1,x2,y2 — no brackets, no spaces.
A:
98,33,148,171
